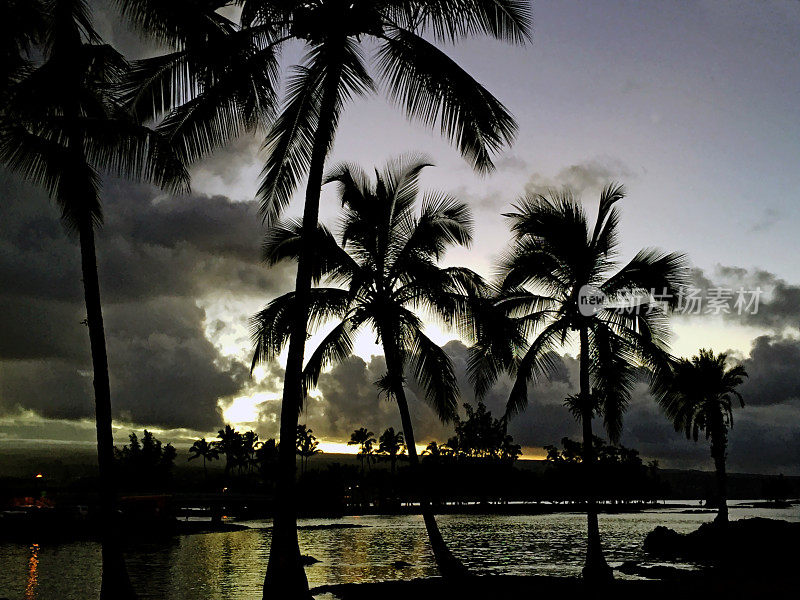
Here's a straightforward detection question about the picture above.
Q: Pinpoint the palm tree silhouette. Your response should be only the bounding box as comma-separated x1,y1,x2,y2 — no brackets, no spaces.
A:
422,441,443,462
255,438,279,479
238,430,260,474
379,427,406,476
252,157,484,577
295,424,321,474
189,437,220,480
215,424,242,480
115,3,530,594
656,349,747,524
348,427,377,475
0,2,187,598
470,184,687,581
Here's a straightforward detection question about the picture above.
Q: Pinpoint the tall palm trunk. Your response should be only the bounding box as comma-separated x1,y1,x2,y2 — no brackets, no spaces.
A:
263,42,344,600
380,322,468,579
78,218,137,600
710,427,729,525
579,326,612,582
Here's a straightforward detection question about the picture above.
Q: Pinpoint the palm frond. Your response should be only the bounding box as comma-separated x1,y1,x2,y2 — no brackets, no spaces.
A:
602,248,690,308
302,319,356,395
506,318,570,418
399,0,532,44
262,218,359,284
377,26,516,173
408,328,460,422
250,287,351,372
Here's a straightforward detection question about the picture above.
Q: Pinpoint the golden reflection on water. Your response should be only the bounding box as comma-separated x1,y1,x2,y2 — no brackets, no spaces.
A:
24,543,39,600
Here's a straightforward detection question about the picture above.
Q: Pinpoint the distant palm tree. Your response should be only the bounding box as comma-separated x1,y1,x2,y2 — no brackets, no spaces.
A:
215,425,242,479
348,427,377,475
0,2,187,598
252,157,484,577
470,184,687,581
255,438,279,480
656,349,747,524
295,424,321,474
422,441,443,462
379,428,406,476
238,430,260,474
189,438,220,479
115,2,531,594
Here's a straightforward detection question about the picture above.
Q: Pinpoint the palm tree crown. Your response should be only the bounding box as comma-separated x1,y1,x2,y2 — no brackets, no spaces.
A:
470,184,689,441
1,0,188,225
115,0,530,221
657,349,747,442
379,427,406,457
251,157,483,419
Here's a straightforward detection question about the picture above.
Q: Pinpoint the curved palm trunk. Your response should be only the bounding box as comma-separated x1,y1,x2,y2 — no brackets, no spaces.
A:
262,44,344,600
579,327,612,582
78,220,137,600
710,428,729,525
381,324,468,579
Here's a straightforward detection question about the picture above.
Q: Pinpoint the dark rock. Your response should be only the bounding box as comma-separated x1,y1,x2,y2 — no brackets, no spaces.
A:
301,554,320,566
644,517,800,569
392,560,412,568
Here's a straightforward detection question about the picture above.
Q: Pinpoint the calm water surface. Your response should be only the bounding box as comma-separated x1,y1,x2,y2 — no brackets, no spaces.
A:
1,502,797,600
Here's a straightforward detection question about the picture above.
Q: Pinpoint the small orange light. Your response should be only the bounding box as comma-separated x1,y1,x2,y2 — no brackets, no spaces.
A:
35,474,43,479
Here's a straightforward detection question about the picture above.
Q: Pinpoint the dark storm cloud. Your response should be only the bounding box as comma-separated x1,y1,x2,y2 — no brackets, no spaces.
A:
686,265,800,331
739,334,800,407
291,353,457,444
0,172,290,431
304,355,405,441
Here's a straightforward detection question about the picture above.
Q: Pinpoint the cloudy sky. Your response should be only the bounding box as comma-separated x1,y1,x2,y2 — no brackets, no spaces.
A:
1,0,799,474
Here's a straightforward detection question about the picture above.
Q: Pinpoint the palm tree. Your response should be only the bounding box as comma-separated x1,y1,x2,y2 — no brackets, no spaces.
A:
189,437,220,479
379,427,406,475
348,427,377,475
656,349,747,524
295,424,321,474
422,441,443,462
239,430,260,474
115,3,530,595
252,157,485,577
255,438,279,480
0,2,188,598
215,424,242,479
469,184,688,581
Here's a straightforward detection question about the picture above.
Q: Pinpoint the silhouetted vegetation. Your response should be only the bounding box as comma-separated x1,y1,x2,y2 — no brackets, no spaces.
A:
114,431,177,489
656,349,747,524
470,185,688,580
0,1,188,596
348,428,377,475
4,0,793,596
296,425,322,475
541,436,668,503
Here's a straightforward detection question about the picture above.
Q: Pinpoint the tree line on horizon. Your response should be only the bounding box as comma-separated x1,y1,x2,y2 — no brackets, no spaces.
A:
0,1,750,598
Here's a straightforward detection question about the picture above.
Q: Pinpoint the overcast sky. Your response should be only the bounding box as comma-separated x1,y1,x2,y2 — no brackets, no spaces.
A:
1,0,799,474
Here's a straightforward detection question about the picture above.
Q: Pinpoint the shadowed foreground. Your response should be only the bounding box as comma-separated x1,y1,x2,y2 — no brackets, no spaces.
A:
312,574,795,600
